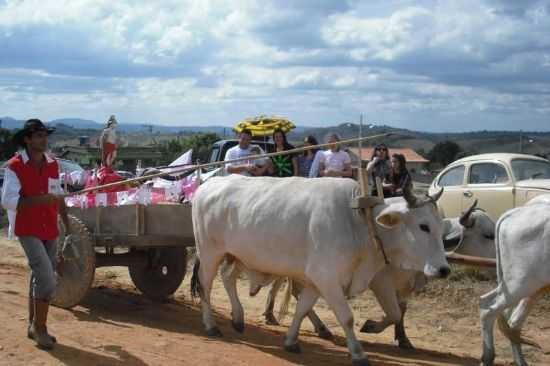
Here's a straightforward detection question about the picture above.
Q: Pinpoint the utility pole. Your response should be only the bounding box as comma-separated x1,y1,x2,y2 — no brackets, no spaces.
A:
519,130,523,153
359,114,363,168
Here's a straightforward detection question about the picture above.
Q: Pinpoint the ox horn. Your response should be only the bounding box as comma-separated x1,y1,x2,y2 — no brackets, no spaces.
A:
459,199,478,228
403,176,420,208
427,187,444,203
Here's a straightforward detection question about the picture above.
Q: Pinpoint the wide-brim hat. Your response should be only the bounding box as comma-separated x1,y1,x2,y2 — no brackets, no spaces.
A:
12,119,55,147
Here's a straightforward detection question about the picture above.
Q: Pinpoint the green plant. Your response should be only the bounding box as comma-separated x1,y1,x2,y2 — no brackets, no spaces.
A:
427,140,463,168
0,128,17,161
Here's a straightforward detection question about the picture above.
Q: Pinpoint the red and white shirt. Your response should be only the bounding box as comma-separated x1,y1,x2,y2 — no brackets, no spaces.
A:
1,150,62,240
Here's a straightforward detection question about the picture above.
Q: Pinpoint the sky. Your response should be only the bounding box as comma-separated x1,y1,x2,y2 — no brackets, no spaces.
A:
1,0,549,132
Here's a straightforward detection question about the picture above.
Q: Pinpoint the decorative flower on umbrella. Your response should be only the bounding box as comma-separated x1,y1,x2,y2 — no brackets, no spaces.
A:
233,115,295,137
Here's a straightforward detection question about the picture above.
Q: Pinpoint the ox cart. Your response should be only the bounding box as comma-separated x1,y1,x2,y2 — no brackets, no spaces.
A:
52,203,194,308
52,203,497,309
51,137,273,309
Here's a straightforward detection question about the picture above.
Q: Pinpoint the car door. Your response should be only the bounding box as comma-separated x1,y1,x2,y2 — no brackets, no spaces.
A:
463,162,514,221
434,164,466,218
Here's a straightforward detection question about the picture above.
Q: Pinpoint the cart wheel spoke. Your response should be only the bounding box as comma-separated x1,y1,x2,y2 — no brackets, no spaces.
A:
52,215,95,309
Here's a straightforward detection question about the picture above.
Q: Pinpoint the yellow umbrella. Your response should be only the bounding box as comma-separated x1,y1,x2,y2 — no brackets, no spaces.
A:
233,115,296,137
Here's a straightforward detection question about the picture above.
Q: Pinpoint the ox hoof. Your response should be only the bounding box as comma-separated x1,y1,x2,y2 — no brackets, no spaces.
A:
265,313,280,326
284,343,302,354
479,359,494,366
232,321,245,334
351,358,371,366
249,286,261,297
480,353,495,366
206,327,222,337
397,338,414,350
317,326,334,341
359,320,380,334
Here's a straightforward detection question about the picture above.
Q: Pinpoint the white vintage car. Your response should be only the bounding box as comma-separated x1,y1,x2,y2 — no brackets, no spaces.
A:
428,153,550,221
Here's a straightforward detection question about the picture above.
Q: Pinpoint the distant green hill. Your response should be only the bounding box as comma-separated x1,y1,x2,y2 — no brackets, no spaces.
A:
290,123,550,158
0,116,228,134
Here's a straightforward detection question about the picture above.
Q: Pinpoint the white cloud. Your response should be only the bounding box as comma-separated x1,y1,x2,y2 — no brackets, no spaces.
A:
0,0,549,131
323,6,435,61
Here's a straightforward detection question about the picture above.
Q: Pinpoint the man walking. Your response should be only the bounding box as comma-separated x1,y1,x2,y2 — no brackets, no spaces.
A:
1,119,70,350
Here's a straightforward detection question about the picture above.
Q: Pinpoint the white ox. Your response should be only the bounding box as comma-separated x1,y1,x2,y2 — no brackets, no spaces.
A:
480,201,550,366
253,199,496,348
191,175,450,365
526,193,550,206
359,200,496,348
442,202,496,258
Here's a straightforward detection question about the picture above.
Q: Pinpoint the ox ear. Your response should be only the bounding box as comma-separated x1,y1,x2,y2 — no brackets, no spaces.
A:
375,211,403,229
442,219,464,250
443,219,463,241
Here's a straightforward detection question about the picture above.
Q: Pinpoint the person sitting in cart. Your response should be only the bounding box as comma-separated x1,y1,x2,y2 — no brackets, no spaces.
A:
366,143,392,197
386,153,411,197
319,133,353,178
263,128,298,177
249,145,268,170
224,129,266,176
1,119,71,350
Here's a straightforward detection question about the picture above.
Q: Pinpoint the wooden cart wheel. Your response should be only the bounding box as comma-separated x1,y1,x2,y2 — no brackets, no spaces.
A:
128,247,187,301
52,215,96,309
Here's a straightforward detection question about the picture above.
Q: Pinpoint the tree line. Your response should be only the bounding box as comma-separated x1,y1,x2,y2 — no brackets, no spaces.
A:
0,128,17,162
159,133,221,165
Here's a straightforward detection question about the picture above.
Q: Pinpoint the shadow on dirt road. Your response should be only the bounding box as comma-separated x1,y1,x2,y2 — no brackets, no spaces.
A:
64,285,485,366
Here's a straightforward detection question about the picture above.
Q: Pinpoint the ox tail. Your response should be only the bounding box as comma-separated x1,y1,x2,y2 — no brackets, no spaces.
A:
496,314,541,349
278,278,293,323
493,213,508,284
190,258,203,299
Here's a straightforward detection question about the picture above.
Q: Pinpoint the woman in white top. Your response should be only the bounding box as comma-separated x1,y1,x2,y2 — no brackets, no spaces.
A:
319,133,352,178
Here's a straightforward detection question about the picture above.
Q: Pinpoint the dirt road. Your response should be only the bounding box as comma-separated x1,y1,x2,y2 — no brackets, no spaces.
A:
0,230,549,366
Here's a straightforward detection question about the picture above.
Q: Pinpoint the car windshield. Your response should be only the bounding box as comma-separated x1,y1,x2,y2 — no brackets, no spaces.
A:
511,159,550,181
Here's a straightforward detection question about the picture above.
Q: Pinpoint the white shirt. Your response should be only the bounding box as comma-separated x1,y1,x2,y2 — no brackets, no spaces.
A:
224,145,266,176
1,150,58,211
308,150,323,178
100,125,117,144
319,150,351,173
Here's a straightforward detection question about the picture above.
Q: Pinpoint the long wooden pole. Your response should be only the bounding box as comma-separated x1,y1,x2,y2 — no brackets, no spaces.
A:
65,132,392,197
445,252,496,268
354,116,389,264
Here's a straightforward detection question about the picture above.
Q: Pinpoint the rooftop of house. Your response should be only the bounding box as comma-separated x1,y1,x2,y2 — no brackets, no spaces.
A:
347,147,429,163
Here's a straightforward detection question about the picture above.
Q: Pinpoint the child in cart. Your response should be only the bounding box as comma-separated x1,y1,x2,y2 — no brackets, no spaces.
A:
248,146,269,175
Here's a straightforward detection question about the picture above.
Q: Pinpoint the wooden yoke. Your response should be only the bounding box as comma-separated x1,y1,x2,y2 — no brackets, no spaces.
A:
350,160,390,264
